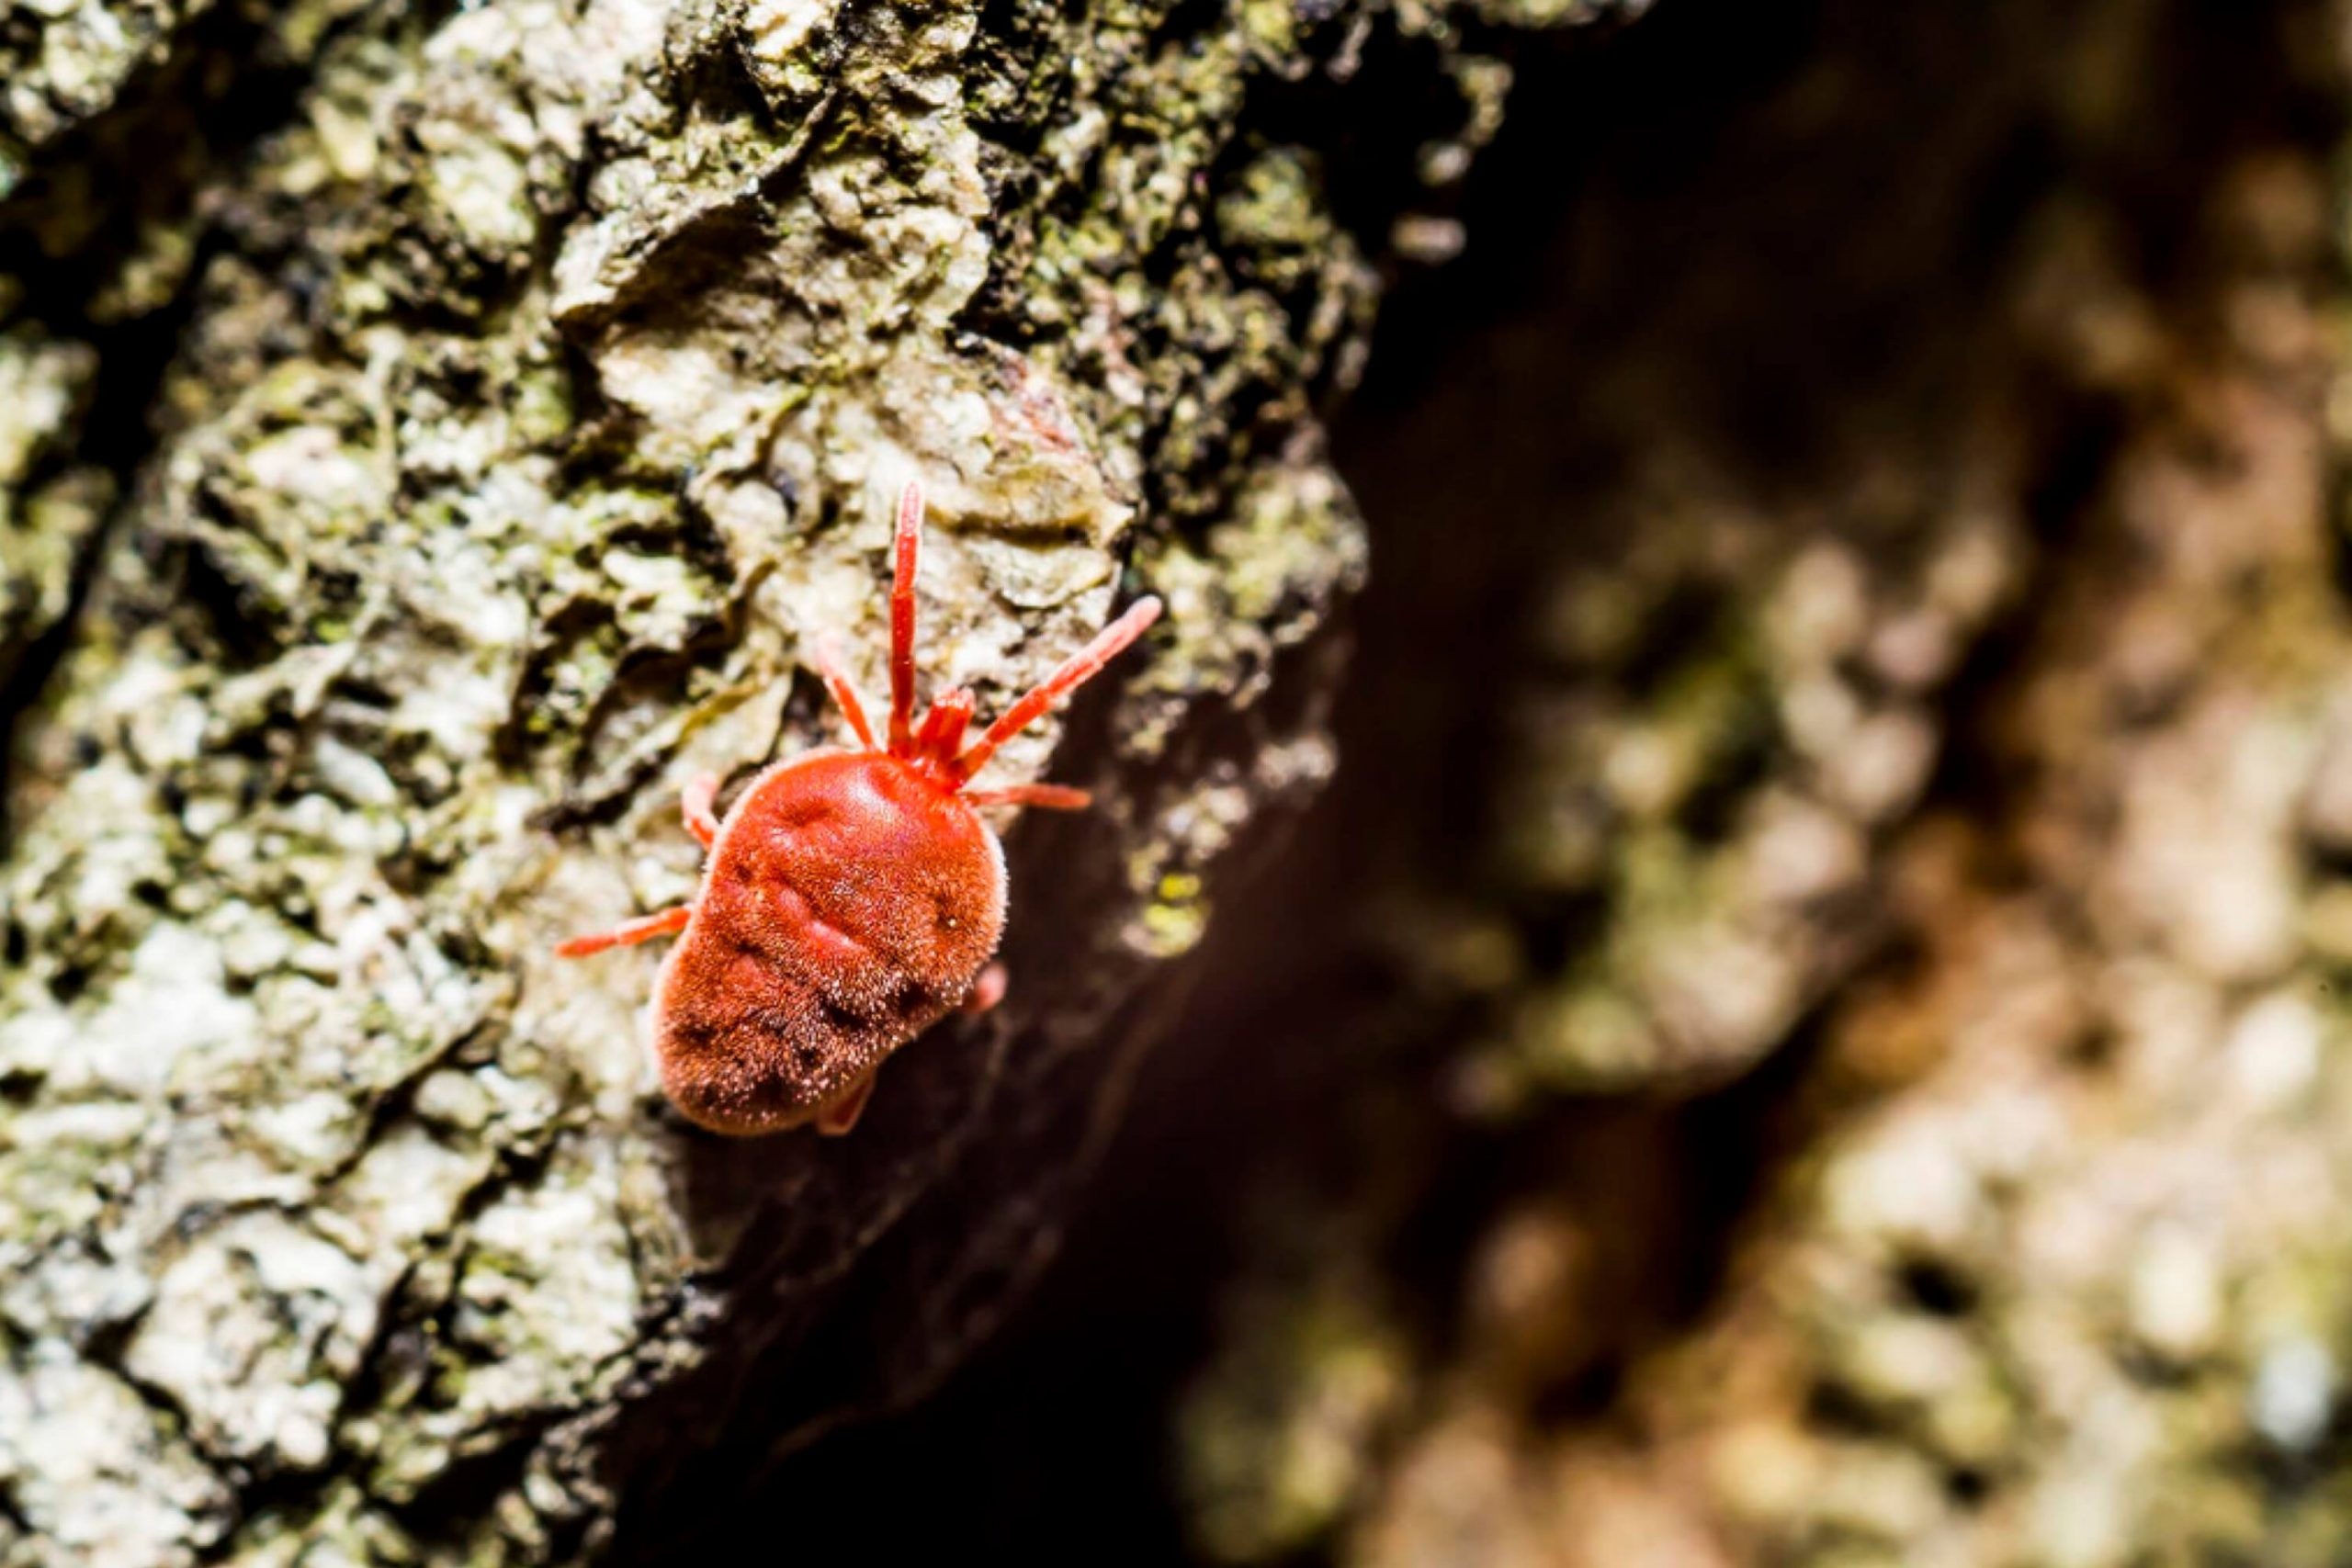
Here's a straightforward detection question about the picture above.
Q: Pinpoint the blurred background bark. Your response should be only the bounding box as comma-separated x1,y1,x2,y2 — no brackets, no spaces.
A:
6,0,2351,1564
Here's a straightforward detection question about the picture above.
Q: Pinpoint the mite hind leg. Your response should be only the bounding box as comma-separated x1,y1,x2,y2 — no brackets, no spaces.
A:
554,904,691,958
962,962,1008,1015
815,1067,879,1136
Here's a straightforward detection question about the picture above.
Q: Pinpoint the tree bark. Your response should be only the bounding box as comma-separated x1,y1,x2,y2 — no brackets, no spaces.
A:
0,1,1607,1562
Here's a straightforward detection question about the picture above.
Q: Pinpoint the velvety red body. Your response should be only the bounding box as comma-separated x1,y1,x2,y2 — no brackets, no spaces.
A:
650,750,1005,1134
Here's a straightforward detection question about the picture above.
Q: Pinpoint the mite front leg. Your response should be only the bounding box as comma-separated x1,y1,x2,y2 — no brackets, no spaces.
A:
961,784,1091,810
815,1067,879,1135
887,479,925,755
962,962,1008,1015
681,773,719,851
811,634,878,750
554,904,691,958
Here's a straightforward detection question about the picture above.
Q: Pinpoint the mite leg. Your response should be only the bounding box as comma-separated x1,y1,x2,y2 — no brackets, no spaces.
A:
962,962,1008,1014
681,773,719,850
811,635,878,750
887,479,925,755
554,904,691,958
815,1067,879,1136
911,688,975,769
950,595,1163,784
961,784,1091,811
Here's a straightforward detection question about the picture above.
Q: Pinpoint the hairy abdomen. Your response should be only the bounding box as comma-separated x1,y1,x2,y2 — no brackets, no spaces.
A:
649,752,1004,1134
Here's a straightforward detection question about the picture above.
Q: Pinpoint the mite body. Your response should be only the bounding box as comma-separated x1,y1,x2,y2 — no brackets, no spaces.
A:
557,480,1162,1136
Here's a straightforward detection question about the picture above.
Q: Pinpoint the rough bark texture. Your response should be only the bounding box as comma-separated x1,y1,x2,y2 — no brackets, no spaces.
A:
0,1,1626,1562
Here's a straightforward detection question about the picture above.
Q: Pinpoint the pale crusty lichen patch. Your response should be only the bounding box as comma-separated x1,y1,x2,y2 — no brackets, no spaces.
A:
0,326,107,692
0,1,206,162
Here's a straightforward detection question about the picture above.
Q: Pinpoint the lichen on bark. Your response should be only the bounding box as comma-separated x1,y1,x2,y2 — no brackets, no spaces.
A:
0,0,1615,1562
0,325,107,694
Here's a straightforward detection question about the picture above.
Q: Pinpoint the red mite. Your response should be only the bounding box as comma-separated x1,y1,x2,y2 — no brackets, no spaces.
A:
556,480,1163,1136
